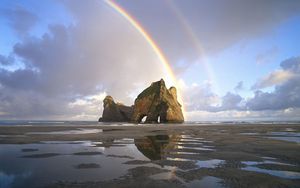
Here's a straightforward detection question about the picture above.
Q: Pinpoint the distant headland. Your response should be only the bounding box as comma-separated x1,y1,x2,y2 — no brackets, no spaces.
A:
99,79,184,123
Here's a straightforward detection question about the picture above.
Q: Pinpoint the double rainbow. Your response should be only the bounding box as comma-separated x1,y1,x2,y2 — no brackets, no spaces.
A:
105,0,185,115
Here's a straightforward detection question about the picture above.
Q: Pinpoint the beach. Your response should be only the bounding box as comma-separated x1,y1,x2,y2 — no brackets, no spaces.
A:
0,123,299,188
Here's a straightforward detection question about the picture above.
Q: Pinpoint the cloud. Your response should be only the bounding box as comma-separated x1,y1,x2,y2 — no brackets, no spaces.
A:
186,108,300,121
219,92,243,111
119,0,300,63
182,84,244,112
182,56,300,119
0,0,169,119
0,54,14,65
1,5,38,36
251,70,295,89
180,81,221,111
0,0,299,120
247,56,300,110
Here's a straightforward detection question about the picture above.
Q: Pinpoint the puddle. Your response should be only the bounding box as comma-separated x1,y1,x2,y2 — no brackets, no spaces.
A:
242,166,300,179
166,157,192,162
40,141,89,144
115,138,134,142
27,128,103,135
261,156,276,160
0,171,31,188
149,166,180,181
285,128,296,132
181,135,203,140
267,136,300,143
242,160,294,167
185,176,224,188
180,138,205,142
176,142,203,145
0,141,148,187
268,132,300,137
240,132,259,135
0,135,26,137
21,148,39,152
177,146,215,151
196,159,224,168
149,172,175,180
265,131,300,144
242,160,300,179
169,151,198,155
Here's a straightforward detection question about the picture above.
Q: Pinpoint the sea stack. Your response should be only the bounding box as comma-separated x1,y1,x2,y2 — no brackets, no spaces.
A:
99,79,184,123
131,79,184,123
98,96,133,122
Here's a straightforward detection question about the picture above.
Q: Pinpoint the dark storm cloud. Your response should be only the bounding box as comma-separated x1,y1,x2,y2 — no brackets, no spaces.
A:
1,5,38,36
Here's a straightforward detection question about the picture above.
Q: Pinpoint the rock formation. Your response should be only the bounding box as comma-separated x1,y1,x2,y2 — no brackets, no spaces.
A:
99,79,184,123
98,96,133,122
131,79,184,123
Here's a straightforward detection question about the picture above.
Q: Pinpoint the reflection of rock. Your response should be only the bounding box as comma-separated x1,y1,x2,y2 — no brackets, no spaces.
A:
99,96,133,122
98,79,184,123
134,135,170,160
131,79,184,123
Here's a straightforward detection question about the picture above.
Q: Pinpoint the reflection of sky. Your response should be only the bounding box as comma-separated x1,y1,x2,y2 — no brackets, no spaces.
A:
0,171,31,188
0,142,149,187
196,159,224,168
26,128,103,135
267,136,300,144
0,172,14,188
185,176,224,188
266,131,300,144
242,166,300,179
242,160,300,179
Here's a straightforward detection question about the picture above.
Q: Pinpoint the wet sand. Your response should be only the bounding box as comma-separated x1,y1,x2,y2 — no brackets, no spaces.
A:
0,123,299,188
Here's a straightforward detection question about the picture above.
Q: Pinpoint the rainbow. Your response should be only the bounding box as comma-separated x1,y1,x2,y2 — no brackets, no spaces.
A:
105,0,185,115
166,0,219,93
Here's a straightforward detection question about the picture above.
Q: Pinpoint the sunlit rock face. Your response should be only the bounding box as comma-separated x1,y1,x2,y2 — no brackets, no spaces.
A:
99,96,133,122
131,79,184,123
99,79,184,123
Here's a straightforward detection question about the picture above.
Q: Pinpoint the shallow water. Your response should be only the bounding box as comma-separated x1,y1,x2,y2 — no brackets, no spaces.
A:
0,133,222,187
0,142,148,187
0,125,300,187
266,131,300,143
186,176,224,188
242,166,300,179
26,128,103,135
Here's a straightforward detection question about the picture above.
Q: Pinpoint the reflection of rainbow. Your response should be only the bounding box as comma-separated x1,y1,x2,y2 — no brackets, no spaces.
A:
105,0,185,115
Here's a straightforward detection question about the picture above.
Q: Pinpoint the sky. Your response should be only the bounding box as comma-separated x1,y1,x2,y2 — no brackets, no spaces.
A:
0,0,300,121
